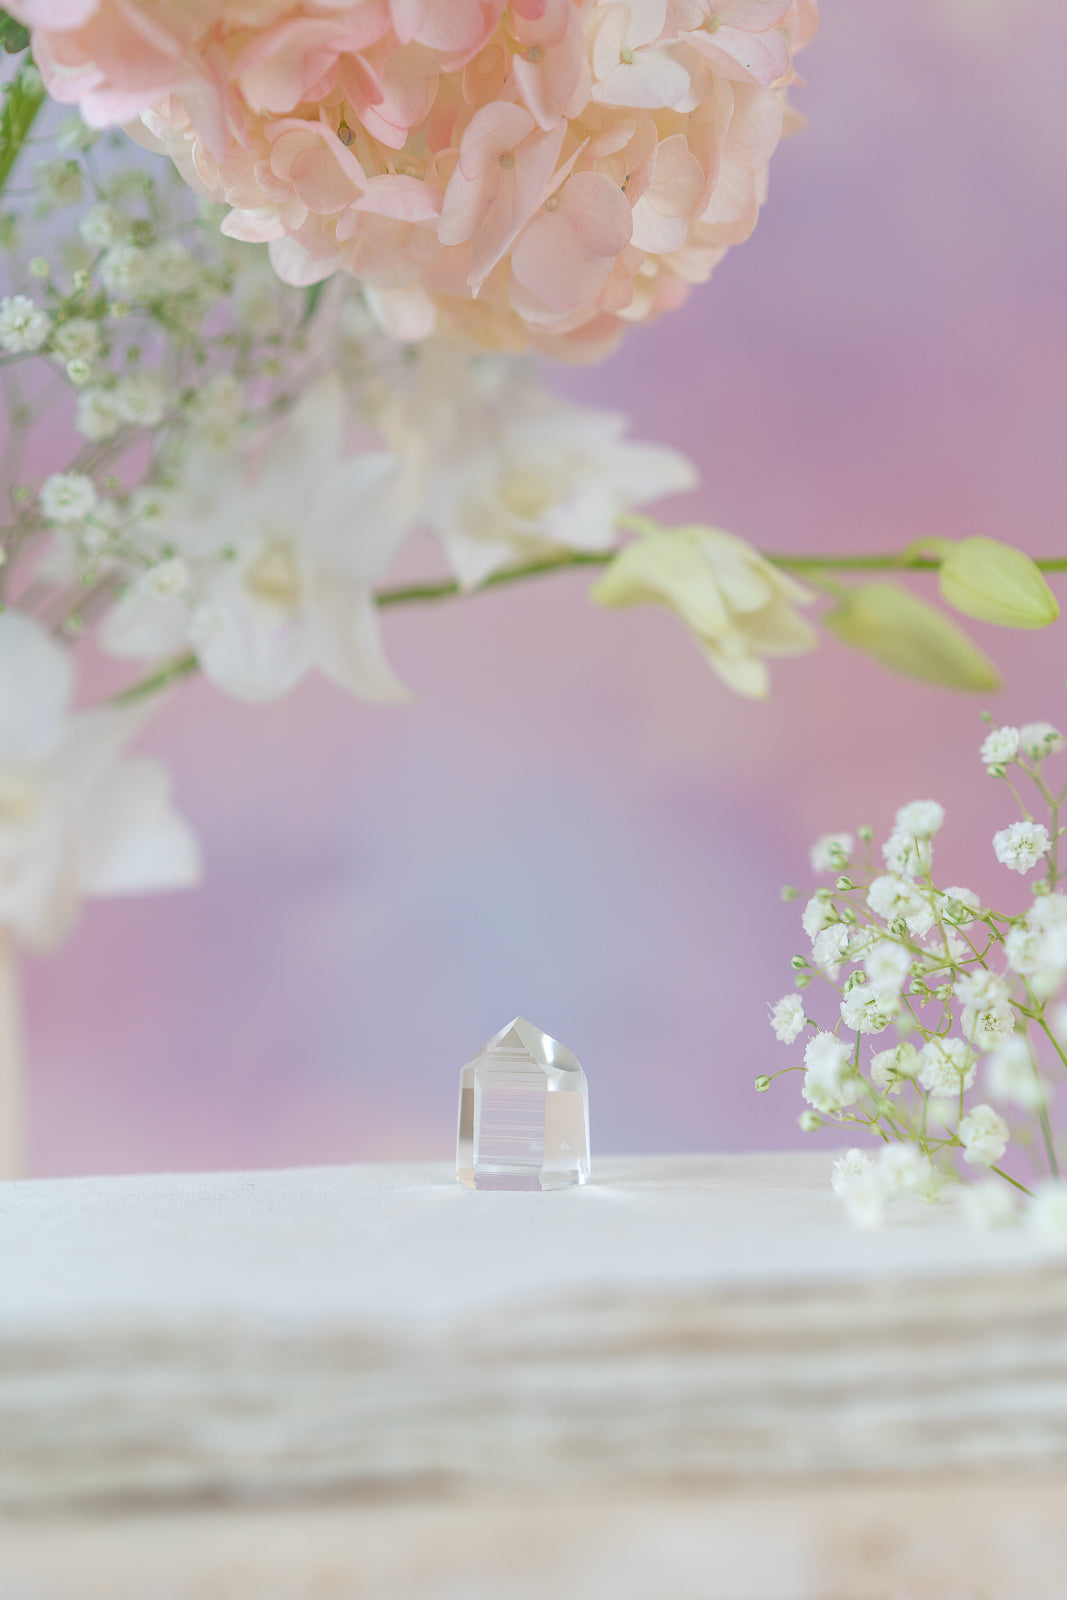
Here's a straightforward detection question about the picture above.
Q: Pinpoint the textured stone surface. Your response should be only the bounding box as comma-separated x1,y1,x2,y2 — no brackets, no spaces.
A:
1,1152,1065,1519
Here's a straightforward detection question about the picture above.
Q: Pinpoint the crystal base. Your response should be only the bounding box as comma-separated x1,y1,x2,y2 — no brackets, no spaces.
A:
456,1018,590,1191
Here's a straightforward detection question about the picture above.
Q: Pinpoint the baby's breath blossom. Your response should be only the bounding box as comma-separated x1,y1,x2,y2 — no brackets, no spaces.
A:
75,387,124,441
1019,722,1064,760
39,472,97,524
867,874,920,922
769,993,805,1044
34,156,83,208
1029,893,1067,938
97,242,154,299
0,293,51,352
894,800,945,840
830,1148,872,1196
918,1036,976,1096
114,374,168,428
869,1041,919,1093
801,894,834,941
139,558,187,598
878,1143,933,1198
968,1004,1016,1051
769,733,1067,1232
955,969,1013,1050
840,984,895,1035
867,873,934,935
187,375,243,448
1029,1184,1067,1245
882,827,931,880
51,317,101,361
939,886,981,924
933,928,970,963
981,725,1020,766
993,820,1050,875
1003,922,1043,976
810,832,853,873
78,202,129,249
802,1031,857,1115
864,940,911,1002
811,922,850,976
958,1104,1009,1166
840,1143,930,1229
961,1182,1018,1231
987,1036,1048,1112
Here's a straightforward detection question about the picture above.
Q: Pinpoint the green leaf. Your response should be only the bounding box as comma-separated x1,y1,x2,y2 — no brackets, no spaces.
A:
301,280,325,325
823,581,1001,692
0,13,30,54
0,62,45,192
939,536,1060,629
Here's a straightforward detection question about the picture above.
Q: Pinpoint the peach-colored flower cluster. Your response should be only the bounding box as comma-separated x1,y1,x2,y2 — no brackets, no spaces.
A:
13,0,817,356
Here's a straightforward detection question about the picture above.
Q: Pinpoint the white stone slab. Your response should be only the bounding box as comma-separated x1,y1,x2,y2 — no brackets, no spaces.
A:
1,1151,1060,1330
0,1152,1065,1518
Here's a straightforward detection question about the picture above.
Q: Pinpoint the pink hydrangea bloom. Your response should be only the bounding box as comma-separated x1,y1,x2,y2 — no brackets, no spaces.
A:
10,0,816,357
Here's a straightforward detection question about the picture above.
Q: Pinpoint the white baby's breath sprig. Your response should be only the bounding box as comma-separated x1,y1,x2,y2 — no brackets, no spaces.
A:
762,715,1067,1231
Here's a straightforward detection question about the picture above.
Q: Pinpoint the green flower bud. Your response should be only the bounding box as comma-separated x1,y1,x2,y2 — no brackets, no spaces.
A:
799,1111,822,1132
835,875,854,892
755,1076,771,1093
987,763,1006,779
791,955,808,970
823,581,1001,692
857,825,874,842
939,536,1059,630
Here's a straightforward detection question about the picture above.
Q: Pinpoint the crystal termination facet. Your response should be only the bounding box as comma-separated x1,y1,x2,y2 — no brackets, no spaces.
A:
456,1018,590,1191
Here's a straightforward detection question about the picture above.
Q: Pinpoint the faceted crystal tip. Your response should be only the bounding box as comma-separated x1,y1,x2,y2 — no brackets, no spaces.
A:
456,1018,590,1192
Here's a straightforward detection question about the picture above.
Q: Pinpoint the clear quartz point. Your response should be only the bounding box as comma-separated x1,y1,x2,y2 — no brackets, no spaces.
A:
456,1017,591,1191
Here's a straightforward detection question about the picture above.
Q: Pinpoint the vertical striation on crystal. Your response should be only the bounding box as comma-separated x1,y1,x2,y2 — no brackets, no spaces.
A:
456,1018,590,1191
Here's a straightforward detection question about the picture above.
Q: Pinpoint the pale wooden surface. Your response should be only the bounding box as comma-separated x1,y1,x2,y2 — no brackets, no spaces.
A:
3,1480,1067,1600
1,1153,1065,1597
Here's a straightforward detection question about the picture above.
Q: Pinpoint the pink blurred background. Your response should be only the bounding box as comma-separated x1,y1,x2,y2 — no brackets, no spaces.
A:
25,0,1067,1176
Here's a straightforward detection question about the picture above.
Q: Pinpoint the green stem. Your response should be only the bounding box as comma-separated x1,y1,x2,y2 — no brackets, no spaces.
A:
375,550,612,609
110,652,197,706
0,62,45,194
1037,1016,1067,1080
104,540,1067,708
767,553,1067,572
990,1165,1034,1198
